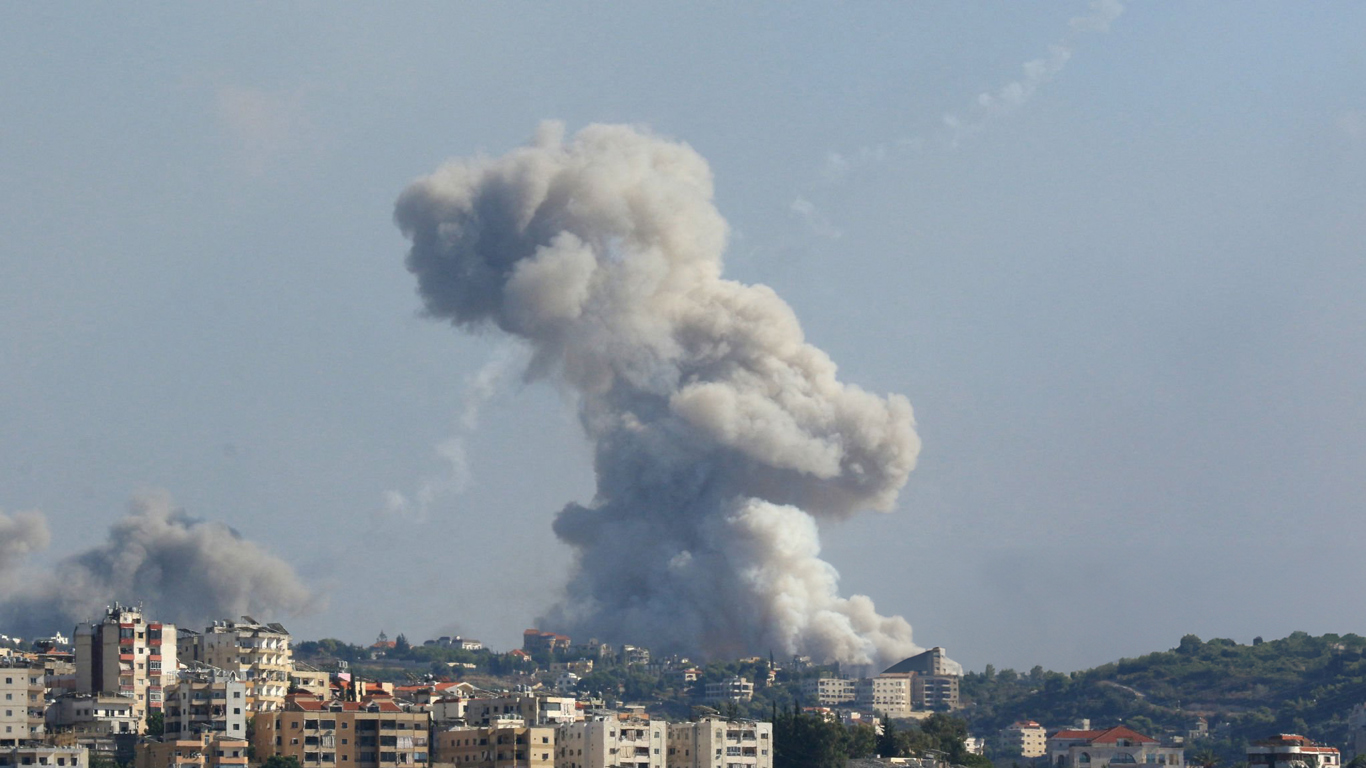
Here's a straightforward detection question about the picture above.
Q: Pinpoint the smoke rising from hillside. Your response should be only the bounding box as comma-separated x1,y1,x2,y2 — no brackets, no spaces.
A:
0,491,317,635
395,122,923,665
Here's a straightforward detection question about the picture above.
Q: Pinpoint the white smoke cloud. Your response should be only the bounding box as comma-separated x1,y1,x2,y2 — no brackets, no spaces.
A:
0,491,318,636
395,122,923,665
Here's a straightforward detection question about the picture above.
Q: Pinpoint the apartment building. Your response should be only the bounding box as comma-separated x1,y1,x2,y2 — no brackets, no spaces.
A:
799,679,856,707
854,677,913,720
163,666,248,740
0,745,88,768
879,648,960,711
0,661,46,745
666,719,773,768
253,695,432,768
1048,726,1184,768
555,714,665,768
74,604,177,724
1248,735,1340,768
465,696,579,727
195,619,292,713
704,678,753,705
134,734,249,768
999,721,1047,758
433,720,555,768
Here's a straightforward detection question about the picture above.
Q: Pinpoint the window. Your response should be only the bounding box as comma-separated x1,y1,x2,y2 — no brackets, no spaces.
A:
1081,754,1092,764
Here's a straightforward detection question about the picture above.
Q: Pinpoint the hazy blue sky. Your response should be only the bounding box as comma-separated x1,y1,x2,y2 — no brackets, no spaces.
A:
3,2,1364,673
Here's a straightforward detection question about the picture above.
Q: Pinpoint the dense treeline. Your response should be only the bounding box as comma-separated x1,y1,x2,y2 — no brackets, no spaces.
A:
961,632,1366,765
773,708,990,768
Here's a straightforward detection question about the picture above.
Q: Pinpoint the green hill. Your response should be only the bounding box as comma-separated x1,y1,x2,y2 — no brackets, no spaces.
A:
962,632,1366,763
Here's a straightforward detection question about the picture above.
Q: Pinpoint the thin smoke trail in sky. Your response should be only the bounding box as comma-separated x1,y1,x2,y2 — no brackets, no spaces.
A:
792,0,1125,238
383,349,517,522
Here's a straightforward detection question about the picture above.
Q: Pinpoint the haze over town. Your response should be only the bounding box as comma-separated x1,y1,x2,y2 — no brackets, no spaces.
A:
3,2,1366,675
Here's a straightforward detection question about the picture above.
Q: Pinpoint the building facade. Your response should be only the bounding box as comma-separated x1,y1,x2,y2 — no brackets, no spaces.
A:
555,714,665,768
253,695,431,768
703,679,754,705
195,620,292,713
0,663,45,746
0,746,88,768
74,605,177,724
433,720,555,768
45,694,140,738
799,679,856,708
666,719,773,768
464,696,579,727
163,666,248,740
134,734,249,768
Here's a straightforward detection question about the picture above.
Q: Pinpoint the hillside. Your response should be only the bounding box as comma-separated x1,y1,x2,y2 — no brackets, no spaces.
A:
961,632,1366,762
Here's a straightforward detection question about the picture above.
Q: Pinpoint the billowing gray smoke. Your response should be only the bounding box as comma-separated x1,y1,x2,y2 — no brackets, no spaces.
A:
0,491,317,636
396,122,923,665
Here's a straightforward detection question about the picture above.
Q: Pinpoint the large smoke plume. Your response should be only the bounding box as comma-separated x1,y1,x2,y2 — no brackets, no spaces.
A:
396,122,923,665
0,490,317,636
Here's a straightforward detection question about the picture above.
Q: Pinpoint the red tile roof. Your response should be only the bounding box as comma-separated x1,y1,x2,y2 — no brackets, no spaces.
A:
1050,726,1158,745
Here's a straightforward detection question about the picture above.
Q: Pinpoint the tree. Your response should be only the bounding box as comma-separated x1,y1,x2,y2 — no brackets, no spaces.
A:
394,634,411,654
145,710,164,737
264,757,303,768
1192,749,1221,768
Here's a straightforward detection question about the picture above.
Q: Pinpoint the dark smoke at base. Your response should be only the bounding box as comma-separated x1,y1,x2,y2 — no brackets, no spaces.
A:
397,123,928,666
0,491,318,636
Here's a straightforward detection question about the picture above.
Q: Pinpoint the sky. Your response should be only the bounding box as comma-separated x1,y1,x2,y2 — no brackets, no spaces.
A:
2,2,1365,674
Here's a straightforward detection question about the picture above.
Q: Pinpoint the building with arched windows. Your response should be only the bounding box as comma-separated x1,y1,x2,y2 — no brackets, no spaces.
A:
1047,726,1184,768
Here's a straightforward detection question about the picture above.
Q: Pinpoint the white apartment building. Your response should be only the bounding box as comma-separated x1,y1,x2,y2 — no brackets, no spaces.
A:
667,719,773,768
704,678,754,704
555,714,665,768
195,619,291,713
75,604,178,725
0,663,44,746
799,679,856,707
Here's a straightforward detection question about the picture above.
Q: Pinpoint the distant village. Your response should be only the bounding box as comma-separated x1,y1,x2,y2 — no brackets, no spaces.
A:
0,604,1348,768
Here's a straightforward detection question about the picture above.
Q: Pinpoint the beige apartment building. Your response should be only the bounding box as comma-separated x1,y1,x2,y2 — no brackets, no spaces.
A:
999,721,1047,758
0,663,45,746
75,604,178,724
193,620,292,713
432,720,555,768
253,695,431,768
799,679,856,707
667,718,773,768
555,714,665,768
854,676,914,719
45,694,140,738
